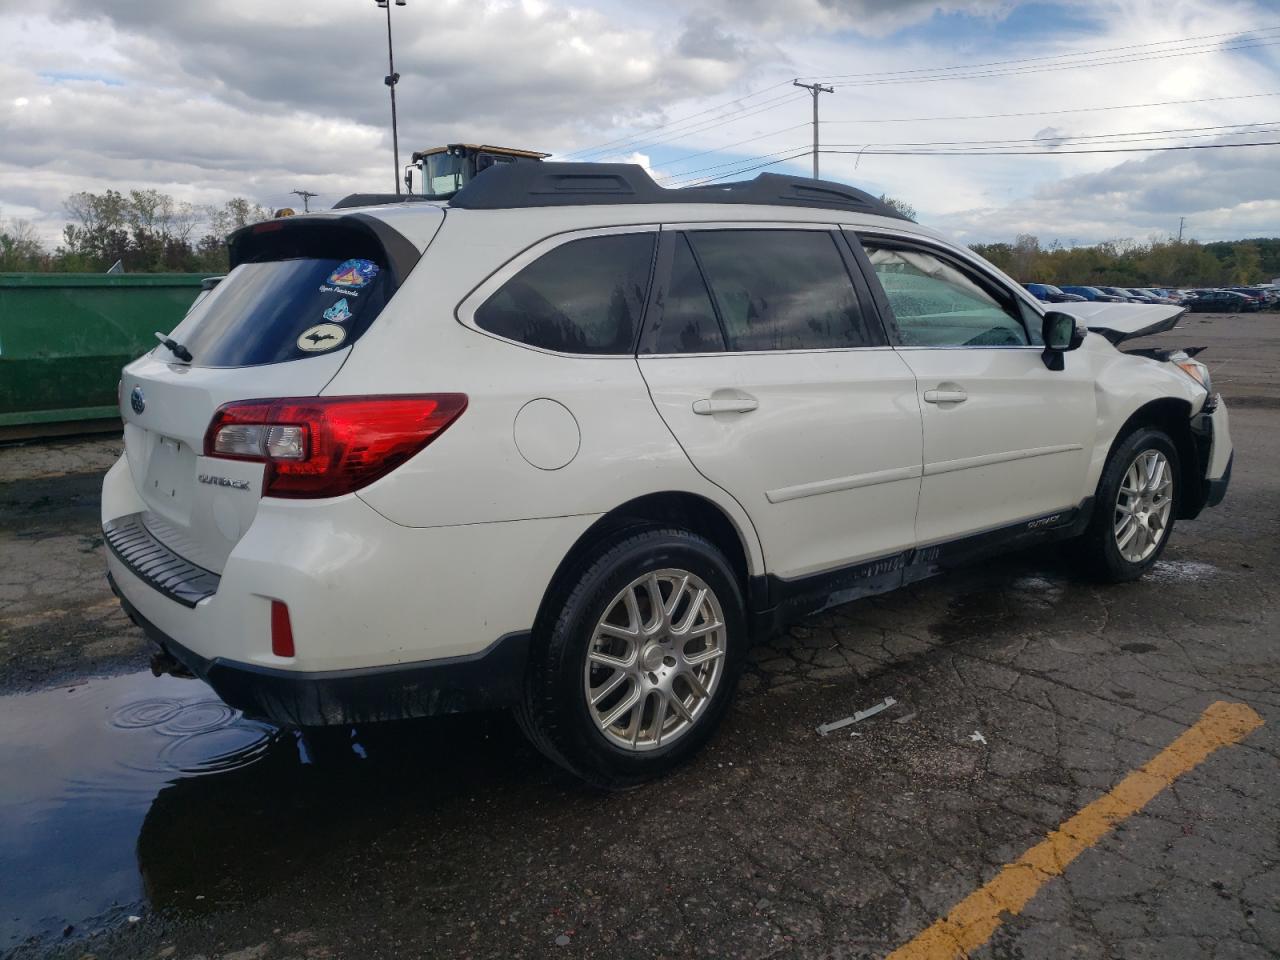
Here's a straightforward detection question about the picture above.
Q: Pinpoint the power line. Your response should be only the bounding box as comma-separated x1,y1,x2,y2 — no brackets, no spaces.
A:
668,134,1280,188
673,150,814,188
660,122,1278,183
824,120,1280,150
820,91,1280,126
656,124,810,170
562,80,797,159
820,139,1280,157
823,39,1280,88
565,26,1280,165
569,91,807,162
655,145,812,183
799,25,1280,82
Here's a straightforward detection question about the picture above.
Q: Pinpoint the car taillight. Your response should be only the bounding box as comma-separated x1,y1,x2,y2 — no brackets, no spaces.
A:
204,394,467,498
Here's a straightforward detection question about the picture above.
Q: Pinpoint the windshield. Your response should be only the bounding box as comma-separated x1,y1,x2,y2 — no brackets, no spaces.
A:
164,256,391,367
425,153,467,196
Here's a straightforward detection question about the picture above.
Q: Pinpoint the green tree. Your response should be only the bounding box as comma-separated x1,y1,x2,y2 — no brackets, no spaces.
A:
878,193,917,221
0,218,46,270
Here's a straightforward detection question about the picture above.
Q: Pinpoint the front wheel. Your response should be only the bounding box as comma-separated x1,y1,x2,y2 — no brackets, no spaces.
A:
1074,427,1179,582
515,527,746,788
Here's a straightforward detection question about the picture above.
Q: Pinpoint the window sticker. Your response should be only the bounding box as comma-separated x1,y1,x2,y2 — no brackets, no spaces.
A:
297,323,347,352
322,298,353,324
326,259,380,289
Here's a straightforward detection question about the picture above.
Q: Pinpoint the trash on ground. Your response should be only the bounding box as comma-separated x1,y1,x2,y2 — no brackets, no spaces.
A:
816,697,897,736
968,730,988,745
894,711,918,725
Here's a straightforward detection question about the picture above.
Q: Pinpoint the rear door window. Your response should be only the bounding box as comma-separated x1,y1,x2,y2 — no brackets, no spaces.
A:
643,233,726,354
687,230,878,351
167,256,391,367
474,232,656,354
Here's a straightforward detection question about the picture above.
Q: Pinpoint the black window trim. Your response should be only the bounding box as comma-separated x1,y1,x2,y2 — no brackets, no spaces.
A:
846,230,1044,350
455,224,661,359
637,223,891,357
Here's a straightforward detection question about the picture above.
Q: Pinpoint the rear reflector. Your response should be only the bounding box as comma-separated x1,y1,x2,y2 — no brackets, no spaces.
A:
271,600,295,658
205,394,467,498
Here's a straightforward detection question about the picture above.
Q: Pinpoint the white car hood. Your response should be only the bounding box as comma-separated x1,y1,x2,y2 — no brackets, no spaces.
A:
1049,301,1186,345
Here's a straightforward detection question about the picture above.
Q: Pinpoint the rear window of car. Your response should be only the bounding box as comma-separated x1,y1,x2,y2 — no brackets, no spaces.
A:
687,229,878,351
474,233,656,354
166,256,391,367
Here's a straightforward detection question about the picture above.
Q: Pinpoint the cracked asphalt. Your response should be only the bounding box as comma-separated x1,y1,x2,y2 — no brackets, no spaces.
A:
1,312,1277,960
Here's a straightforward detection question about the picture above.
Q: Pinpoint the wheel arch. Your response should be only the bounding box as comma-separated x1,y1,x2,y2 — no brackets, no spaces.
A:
1107,397,1203,519
532,491,765,640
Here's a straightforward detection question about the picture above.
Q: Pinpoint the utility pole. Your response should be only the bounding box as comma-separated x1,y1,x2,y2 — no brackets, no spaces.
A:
793,80,834,180
291,189,318,213
1177,216,1186,242
376,0,406,195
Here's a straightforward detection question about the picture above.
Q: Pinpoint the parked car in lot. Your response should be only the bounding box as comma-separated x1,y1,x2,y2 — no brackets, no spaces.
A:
1189,290,1255,312
1024,282,1087,303
103,164,1233,786
1128,288,1179,305
1095,286,1146,303
1059,285,1130,303
1225,287,1272,309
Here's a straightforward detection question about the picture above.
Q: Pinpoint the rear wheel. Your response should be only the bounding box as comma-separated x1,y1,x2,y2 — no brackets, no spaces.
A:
516,527,745,788
1074,427,1178,582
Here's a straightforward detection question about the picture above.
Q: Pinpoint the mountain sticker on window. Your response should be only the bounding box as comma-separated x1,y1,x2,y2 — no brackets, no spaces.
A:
297,323,348,352
323,298,353,324
326,259,379,289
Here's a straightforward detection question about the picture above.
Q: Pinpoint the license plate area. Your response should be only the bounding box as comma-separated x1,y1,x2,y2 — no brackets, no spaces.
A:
144,434,196,523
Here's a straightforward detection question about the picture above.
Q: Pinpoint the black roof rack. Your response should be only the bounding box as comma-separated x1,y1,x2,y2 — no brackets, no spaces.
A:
445,163,909,219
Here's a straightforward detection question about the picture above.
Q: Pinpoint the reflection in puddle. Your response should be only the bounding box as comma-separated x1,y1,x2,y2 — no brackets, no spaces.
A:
0,670,537,952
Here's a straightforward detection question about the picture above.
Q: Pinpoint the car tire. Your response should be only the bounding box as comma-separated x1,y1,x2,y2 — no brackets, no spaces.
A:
1074,427,1179,583
515,527,746,789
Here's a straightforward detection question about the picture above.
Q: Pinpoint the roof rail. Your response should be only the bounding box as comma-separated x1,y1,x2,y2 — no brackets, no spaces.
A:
446,162,909,219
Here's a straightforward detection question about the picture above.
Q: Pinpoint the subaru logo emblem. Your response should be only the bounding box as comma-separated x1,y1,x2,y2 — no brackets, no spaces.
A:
130,385,146,415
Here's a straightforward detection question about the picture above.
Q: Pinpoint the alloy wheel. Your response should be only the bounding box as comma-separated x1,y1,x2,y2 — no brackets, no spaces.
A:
1114,449,1174,563
583,569,726,752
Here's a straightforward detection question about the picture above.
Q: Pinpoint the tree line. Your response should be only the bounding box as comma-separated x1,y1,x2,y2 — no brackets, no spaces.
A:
2,189,1278,286
970,234,1279,288
0,190,271,274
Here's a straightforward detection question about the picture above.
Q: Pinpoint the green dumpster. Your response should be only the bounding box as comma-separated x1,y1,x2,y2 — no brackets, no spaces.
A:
0,273,207,435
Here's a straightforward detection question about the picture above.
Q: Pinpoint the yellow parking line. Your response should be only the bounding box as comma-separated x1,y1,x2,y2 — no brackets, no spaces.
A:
887,701,1264,960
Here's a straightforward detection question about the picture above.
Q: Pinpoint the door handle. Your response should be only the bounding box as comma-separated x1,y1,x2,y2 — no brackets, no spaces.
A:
923,388,968,405
692,390,759,416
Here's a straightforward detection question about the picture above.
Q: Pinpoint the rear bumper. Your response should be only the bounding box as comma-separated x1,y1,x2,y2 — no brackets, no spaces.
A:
110,572,529,727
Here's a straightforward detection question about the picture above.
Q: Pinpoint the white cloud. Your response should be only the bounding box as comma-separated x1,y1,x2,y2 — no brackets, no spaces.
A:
0,0,1277,248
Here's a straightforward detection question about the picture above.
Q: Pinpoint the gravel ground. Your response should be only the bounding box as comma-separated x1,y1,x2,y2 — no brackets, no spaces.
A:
1,312,1277,960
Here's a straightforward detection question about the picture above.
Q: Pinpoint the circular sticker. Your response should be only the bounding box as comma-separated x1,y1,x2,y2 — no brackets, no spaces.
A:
297,323,347,352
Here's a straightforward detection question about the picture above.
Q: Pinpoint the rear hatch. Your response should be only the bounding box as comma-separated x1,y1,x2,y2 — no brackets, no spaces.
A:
117,210,436,573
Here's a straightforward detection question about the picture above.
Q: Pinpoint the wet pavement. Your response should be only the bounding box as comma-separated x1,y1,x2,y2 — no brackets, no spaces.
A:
1,313,1277,959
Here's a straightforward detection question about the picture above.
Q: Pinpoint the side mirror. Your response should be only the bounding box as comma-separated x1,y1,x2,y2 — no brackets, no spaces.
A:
1041,312,1085,370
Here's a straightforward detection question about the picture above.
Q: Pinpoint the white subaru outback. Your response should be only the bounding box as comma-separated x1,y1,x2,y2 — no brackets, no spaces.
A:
104,163,1232,787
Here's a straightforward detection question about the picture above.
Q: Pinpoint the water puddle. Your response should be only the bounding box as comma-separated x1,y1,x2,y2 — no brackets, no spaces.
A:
0,670,537,952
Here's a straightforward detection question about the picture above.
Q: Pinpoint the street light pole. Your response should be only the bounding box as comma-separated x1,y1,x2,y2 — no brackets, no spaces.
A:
376,0,405,195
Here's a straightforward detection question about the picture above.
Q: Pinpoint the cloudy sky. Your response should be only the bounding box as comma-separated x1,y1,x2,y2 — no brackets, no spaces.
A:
2,0,1278,247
